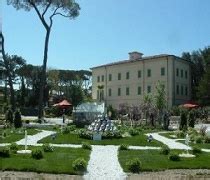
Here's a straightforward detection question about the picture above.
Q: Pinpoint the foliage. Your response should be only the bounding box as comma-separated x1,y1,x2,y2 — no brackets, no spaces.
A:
126,158,141,173
188,110,196,128
200,126,207,137
128,128,139,136
68,125,76,132
176,131,186,138
155,81,166,111
9,143,19,152
72,158,87,172
160,146,170,155
179,110,188,130
62,126,70,134
68,84,84,107
42,143,54,152
195,136,203,144
5,109,13,125
82,142,92,150
0,146,10,157
168,153,180,161
78,129,93,140
102,131,122,139
14,110,22,128
192,147,202,154
31,149,44,159
107,105,117,119
119,144,129,150
170,106,181,116
204,136,210,143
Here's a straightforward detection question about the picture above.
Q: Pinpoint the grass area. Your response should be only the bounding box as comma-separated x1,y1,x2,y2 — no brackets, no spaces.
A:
119,149,210,172
39,132,163,146
0,128,40,143
177,140,210,149
0,146,90,175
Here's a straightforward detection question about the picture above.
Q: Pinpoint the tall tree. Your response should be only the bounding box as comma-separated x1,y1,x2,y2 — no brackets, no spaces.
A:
8,0,80,119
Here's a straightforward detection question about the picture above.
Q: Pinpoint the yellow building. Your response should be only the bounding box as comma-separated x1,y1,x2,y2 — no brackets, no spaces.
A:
91,52,191,109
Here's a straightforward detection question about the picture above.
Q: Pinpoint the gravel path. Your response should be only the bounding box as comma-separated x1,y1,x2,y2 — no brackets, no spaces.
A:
16,130,56,146
83,145,127,180
147,132,191,150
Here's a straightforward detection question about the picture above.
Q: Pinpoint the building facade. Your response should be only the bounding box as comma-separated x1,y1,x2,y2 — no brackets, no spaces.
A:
91,52,191,109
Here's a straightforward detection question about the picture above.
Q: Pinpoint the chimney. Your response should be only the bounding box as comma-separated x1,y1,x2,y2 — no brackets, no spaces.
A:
129,51,143,60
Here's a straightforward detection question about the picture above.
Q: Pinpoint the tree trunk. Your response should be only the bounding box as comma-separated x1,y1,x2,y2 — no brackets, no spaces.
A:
1,33,16,112
38,28,51,120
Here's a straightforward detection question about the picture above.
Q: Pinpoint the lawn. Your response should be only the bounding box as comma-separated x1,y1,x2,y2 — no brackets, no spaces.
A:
38,132,163,146
0,147,90,175
0,128,40,143
119,149,210,172
177,140,210,149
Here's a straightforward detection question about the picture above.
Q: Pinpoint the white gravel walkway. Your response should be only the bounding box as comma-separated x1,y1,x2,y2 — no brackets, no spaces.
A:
16,130,56,146
147,133,191,150
83,145,127,180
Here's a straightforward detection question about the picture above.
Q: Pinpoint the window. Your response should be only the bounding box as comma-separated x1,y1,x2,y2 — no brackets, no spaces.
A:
118,88,121,96
108,88,112,96
138,70,141,78
97,76,100,82
108,74,112,81
101,75,104,82
126,87,129,95
181,85,184,95
147,69,151,77
185,71,188,79
138,86,141,95
176,85,179,95
176,68,179,77
118,73,121,80
181,69,183,78
161,67,165,76
126,72,130,79
185,87,188,96
147,85,151,93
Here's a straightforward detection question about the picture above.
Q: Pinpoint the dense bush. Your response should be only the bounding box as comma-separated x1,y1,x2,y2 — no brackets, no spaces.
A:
5,109,13,124
107,105,117,119
204,136,210,143
14,110,22,128
188,110,196,128
72,158,87,172
119,144,129,150
102,131,122,139
10,143,19,152
169,153,180,161
42,144,54,152
0,147,10,157
179,111,188,131
192,147,202,154
82,142,92,150
31,149,44,159
128,128,139,136
195,136,203,144
68,125,76,132
176,131,185,138
170,106,180,116
126,158,141,173
78,129,93,139
160,146,170,155
62,126,70,134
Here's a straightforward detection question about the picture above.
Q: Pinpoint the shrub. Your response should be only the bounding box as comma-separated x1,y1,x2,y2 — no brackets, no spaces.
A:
192,147,202,154
5,109,13,124
62,126,70,134
82,142,92,150
31,149,43,159
102,131,122,139
14,110,22,128
170,106,180,116
200,126,207,137
176,131,185,138
0,147,10,157
169,153,180,161
10,143,19,152
72,158,87,172
126,158,141,173
42,143,54,152
160,146,170,155
179,111,188,130
204,136,210,143
188,110,196,128
119,144,129,150
25,120,30,124
128,128,139,136
78,129,92,140
195,136,203,144
68,125,76,132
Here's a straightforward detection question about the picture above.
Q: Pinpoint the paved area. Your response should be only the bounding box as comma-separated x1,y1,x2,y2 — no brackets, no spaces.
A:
83,145,127,180
146,132,192,150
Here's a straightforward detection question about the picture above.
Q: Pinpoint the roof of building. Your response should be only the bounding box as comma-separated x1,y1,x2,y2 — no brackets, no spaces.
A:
91,54,191,69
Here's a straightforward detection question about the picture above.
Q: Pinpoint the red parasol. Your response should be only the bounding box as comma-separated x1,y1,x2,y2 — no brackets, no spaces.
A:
180,103,199,108
53,100,72,108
